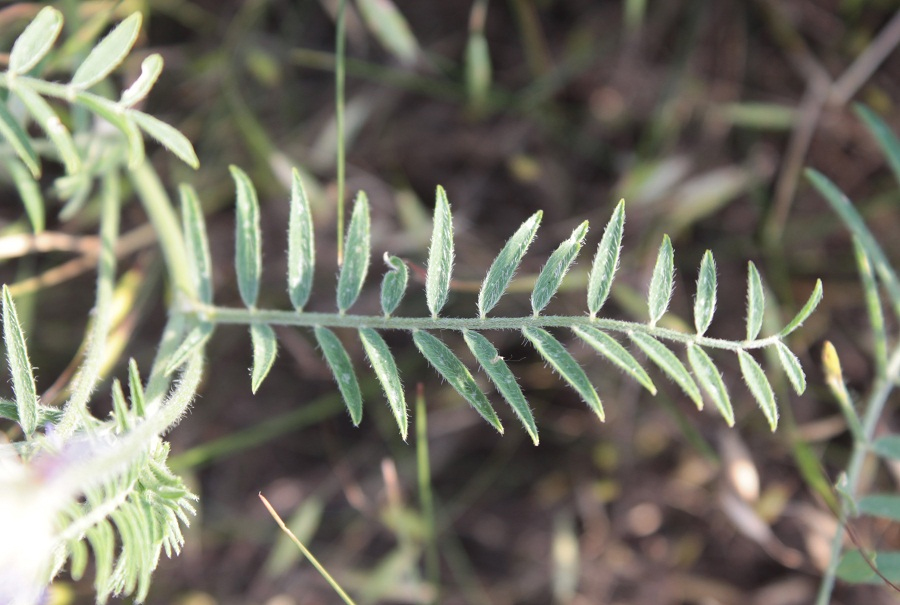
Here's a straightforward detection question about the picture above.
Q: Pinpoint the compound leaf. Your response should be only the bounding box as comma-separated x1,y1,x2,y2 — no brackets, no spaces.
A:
588,200,624,316
648,235,674,325
531,220,588,316
414,330,502,433
288,168,315,310
337,192,371,313
71,13,142,89
630,332,702,408
523,326,603,421
9,6,63,75
231,166,261,308
746,261,764,340
359,328,406,439
381,254,408,317
573,326,656,394
250,324,278,394
479,211,542,317
315,326,363,425
426,186,453,318
2,285,38,436
694,251,716,335
687,344,733,424
738,350,778,430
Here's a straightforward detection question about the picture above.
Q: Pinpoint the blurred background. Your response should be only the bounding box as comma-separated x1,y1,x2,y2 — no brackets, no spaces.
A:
5,0,900,603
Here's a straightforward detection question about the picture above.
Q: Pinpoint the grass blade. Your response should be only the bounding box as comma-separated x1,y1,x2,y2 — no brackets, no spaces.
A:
0,101,40,178
426,186,454,318
746,261,764,340
359,328,406,439
738,350,778,430
693,251,716,336
686,344,733,424
288,168,315,311
587,200,624,317
774,340,806,395
180,184,213,305
853,237,887,377
779,279,823,337
647,235,674,325
130,110,200,168
250,324,278,394
315,326,363,425
573,326,656,394
414,330,503,433
231,166,261,308
531,221,588,316
120,54,164,107
523,326,604,421
479,211,543,317
2,285,38,435
629,332,702,408
465,31,491,112
463,329,537,443
855,104,900,187
12,84,80,174
356,0,419,66
337,192,371,313
9,6,63,75
381,254,408,317
70,13,142,89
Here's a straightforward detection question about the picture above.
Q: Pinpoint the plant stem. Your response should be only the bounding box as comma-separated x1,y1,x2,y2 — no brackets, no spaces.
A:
335,0,347,265
416,385,439,600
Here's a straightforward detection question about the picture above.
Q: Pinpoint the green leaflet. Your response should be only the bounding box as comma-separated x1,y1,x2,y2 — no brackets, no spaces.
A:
572,326,656,394
414,330,503,433
779,278,823,337
70,13,142,89
773,340,806,395
8,6,63,75
738,350,778,431
686,344,733,425
588,200,624,317
288,168,315,311
359,327,407,439
315,326,363,425
426,186,454,318
647,235,674,325
231,166,262,308
75,94,145,168
2,285,38,436
629,332,702,408
855,104,900,187
694,251,716,336
128,359,146,418
381,254,408,317
0,399,61,425
873,436,900,461
12,83,81,174
531,221,588,316
858,494,900,523
111,379,131,433
129,110,200,168
0,101,40,178
8,158,44,233
337,192,371,313
165,322,213,375
120,54,164,107
745,261,764,341
463,329,538,444
837,550,900,585
523,326,604,421
250,324,278,394
180,185,213,305
479,211,542,317
356,0,419,66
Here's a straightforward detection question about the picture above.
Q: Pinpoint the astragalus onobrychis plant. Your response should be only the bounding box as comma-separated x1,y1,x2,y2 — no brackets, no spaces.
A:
0,6,822,604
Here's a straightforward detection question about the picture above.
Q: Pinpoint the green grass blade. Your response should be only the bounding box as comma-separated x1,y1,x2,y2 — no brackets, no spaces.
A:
426,186,454,318
414,330,503,433
746,261,764,340
854,104,900,187
231,166,262,308
853,237,887,377
9,6,63,75
128,359,146,418
686,344,733,424
463,329,537,443
738,350,778,430
531,221,588,316
70,13,141,89
647,235,674,325
359,327,406,439
858,494,900,522
465,31,491,112
2,285,38,435
120,54,164,107
12,84,80,174
356,0,419,66
573,326,656,394
779,279,823,337
629,332,702,408
588,200,624,317
130,110,200,168
337,192,371,313
479,211,542,317
288,168,315,311
315,326,363,425
773,340,806,395
523,326,603,421
8,158,44,233
180,184,213,305
381,254,408,317
0,101,40,178
250,324,278,394
693,251,716,336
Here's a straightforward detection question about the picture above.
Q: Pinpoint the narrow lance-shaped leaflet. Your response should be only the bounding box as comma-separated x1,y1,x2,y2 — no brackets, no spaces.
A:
687,344,733,425
647,234,674,325
426,186,453,318
337,192,371,313
315,326,363,425
231,166,261,308
288,168,315,310
531,221,588,316
359,328,407,439
479,210,542,317
694,251,716,336
588,200,624,317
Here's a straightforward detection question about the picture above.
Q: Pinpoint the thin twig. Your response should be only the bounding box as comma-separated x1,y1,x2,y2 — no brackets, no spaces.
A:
830,10,900,107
